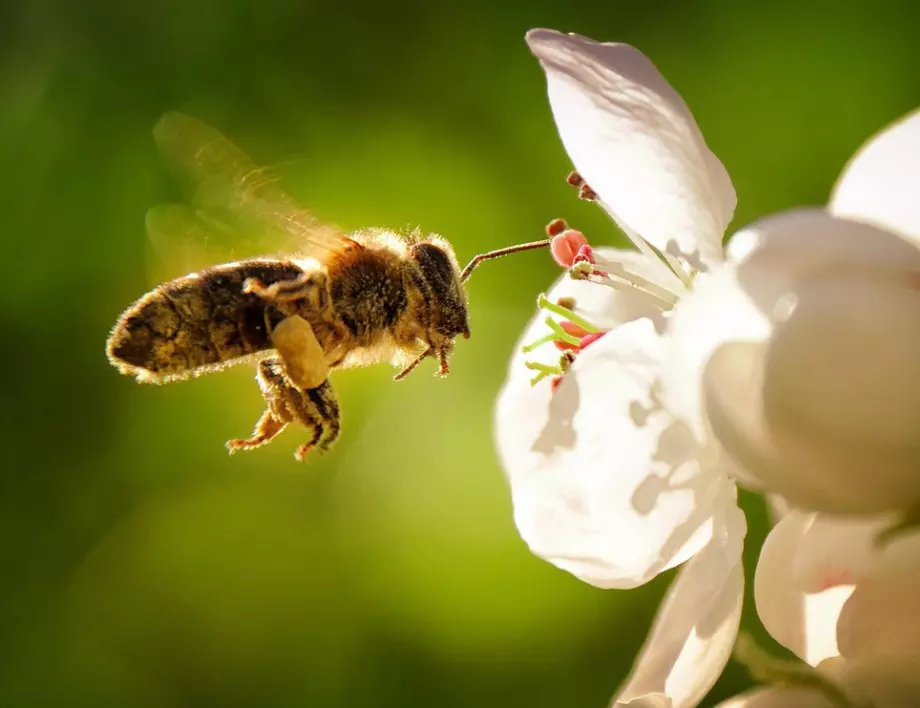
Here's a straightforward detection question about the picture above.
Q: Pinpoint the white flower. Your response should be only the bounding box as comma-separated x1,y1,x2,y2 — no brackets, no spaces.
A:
666,108,920,514
715,512,920,708
495,29,745,706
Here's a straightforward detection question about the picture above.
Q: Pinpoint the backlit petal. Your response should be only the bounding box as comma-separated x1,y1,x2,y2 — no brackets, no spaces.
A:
613,498,745,707
753,511,814,662
662,265,772,447
700,210,920,512
526,29,735,268
837,531,920,663
496,311,733,587
830,108,920,247
753,512,885,665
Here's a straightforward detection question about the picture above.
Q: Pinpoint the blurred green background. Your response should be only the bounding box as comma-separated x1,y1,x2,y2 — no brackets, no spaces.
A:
3,0,920,706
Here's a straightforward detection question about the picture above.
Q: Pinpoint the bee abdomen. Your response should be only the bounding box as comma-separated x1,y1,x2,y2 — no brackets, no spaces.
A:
106,260,303,383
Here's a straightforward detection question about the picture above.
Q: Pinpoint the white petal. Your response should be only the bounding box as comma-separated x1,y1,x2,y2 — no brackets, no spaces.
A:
496,313,732,588
762,271,920,502
837,530,920,663
753,511,814,661
725,207,920,306
662,206,920,471
753,512,886,666
700,209,920,513
662,264,772,447
830,108,920,247
526,29,735,268
613,499,746,708
793,514,890,592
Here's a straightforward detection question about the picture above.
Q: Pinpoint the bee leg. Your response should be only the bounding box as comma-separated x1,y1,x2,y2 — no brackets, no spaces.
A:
225,357,342,461
292,381,341,461
243,271,331,311
268,316,341,460
226,407,288,455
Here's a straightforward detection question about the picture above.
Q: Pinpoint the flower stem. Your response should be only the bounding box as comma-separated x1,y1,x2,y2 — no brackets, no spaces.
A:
733,633,872,708
876,504,920,548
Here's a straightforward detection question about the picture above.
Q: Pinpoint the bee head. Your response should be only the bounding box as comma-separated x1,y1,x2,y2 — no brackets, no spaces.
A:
409,237,471,347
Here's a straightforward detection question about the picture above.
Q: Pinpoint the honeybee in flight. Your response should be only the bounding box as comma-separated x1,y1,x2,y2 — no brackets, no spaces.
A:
106,112,550,460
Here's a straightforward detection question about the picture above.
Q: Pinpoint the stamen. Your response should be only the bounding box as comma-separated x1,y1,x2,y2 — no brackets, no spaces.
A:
545,218,568,237
658,248,696,289
578,184,597,201
522,317,582,354
550,230,589,268
556,296,576,310
570,264,679,310
546,317,582,347
536,293,602,334
553,321,591,350
564,171,598,201
525,360,565,386
613,218,688,292
521,332,557,353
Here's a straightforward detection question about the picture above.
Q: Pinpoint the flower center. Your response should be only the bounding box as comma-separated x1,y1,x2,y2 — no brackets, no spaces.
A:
521,173,700,392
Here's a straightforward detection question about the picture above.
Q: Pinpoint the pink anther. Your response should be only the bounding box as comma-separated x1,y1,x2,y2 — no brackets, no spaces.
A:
551,230,589,268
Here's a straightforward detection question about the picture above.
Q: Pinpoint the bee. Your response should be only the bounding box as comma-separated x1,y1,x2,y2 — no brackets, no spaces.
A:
106,112,550,460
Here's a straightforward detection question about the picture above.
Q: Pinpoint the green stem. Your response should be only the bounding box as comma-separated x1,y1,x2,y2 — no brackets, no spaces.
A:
733,634,871,708
876,504,920,548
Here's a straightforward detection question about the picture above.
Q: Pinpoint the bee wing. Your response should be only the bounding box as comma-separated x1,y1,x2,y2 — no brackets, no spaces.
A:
146,112,347,282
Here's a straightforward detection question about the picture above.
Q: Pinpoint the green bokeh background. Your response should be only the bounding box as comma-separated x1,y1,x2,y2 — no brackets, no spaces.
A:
3,1,919,706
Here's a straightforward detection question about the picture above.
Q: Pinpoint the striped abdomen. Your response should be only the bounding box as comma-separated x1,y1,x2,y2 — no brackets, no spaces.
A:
107,260,304,383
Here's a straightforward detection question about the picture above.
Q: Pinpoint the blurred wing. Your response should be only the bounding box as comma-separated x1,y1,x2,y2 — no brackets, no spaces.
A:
146,203,241,283
146,111,347,282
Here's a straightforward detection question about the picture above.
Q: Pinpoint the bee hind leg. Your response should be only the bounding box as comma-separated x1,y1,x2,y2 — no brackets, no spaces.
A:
226,357,341,461
293,381,341,461
226,408,288,455
270,315,340,460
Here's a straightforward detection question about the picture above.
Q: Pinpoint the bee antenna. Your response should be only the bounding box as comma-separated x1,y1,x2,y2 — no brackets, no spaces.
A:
459,239,552,283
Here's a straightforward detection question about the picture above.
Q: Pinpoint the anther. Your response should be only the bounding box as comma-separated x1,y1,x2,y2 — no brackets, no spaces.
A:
578,184,598,201
550,229,589,268
566,171,585,188
545,218,568,237
556,296,576,310
565,171,598,200
572,243,596,266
